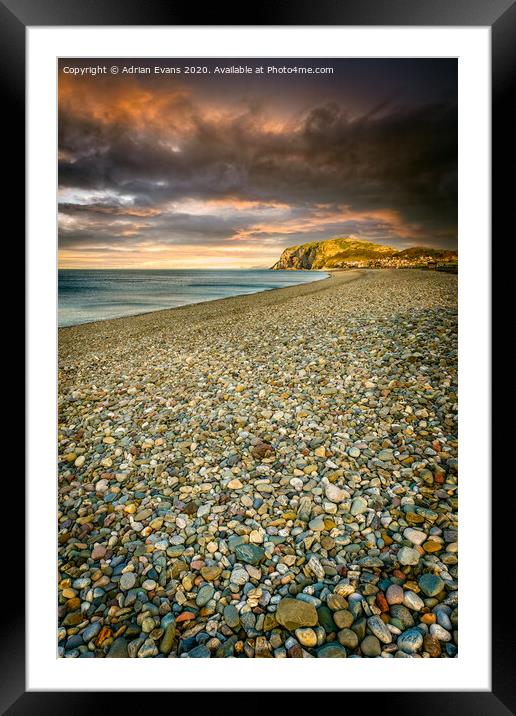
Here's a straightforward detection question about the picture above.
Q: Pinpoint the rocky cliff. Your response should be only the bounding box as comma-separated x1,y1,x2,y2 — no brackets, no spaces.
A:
271,237,397,269
271,237,457,270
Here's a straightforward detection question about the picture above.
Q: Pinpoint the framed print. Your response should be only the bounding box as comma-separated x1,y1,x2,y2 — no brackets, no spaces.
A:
4,0,512,711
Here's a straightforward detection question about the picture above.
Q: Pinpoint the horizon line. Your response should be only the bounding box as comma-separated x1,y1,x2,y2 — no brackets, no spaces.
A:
58,265,274,270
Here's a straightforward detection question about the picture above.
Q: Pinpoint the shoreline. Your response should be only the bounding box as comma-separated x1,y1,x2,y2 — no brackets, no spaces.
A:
58,269,458,659
58,269,370,365
58,270,332,332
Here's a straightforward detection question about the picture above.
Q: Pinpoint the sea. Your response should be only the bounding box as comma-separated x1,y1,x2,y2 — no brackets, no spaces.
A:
58,269,328,327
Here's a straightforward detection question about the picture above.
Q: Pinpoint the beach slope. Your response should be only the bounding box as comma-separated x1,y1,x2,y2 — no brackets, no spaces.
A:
58,269,458,659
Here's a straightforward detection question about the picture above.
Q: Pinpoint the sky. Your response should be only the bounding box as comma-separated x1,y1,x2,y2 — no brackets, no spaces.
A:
58,58,457,269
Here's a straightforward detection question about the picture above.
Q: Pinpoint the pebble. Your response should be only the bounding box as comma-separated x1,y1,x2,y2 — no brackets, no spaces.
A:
72,578,90,590
390,605,415,629
230,568,249,585
434,607,453,630
307,555,325,580
240,612,256,634
403,528,427,546
430,623,452,641
350,497,368,516
82,622,101,642
227,479,243,490
119,573,136,591
138,638,158,658
290,477,304,490
337,629,358,649
367,616,392,644
196,585,215,607
276,599,318,630
361,635,382,657
317,605,337,633
317,643,347,658
224,605,240,629
419,574,445,597
423,634,441,657
327,594,349,611
386,584,404,605
160,622,176,655
324,483,349,504
234,544,265,565
106,638,128,658
255,636,272,658
295,628,317,648
334,610,353,629
403,591,425,611
397,628,424,654
201,566,222,581
308,516,326,531
57,270,458,659
397,547,420,566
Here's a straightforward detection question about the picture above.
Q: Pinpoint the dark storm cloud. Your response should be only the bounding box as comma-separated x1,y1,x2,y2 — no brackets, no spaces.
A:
58,59,457,263
59,102,457,216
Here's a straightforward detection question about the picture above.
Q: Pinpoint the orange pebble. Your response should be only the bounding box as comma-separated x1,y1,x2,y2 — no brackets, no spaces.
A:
176,611,196,623
421,613,437,625
95,626,112,647
376,593,389,613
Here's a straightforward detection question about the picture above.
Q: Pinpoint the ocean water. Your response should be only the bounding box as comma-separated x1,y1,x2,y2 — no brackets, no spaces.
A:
58,269,328,327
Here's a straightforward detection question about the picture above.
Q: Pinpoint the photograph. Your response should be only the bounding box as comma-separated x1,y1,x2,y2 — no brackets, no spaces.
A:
57,57,458,660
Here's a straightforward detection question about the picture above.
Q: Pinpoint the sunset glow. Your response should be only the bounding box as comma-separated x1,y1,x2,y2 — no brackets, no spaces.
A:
58,59,457,268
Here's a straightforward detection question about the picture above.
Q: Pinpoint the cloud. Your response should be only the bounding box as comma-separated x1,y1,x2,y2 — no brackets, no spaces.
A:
58,68,457,266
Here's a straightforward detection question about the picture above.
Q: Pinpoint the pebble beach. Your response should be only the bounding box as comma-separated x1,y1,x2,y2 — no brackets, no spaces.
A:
58,268,458,659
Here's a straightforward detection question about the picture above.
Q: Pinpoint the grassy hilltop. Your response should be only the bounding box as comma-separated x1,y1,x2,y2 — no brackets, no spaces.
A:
271,237,457,270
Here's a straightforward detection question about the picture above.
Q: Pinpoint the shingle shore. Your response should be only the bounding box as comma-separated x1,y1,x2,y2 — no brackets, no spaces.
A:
58,269,458,658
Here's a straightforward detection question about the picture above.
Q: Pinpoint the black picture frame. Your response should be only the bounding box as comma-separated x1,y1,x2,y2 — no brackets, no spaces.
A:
5,0,512,711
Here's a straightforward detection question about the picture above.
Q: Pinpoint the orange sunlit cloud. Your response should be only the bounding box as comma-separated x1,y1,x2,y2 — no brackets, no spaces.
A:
58,58,457,268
